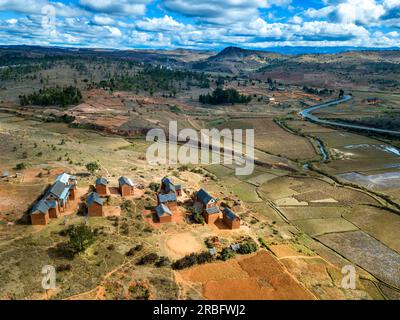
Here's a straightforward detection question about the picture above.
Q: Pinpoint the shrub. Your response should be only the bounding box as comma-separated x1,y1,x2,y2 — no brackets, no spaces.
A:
136,253,159,265
193,211,205,224
148,182,160,192
67,224,96,254
220,248,235,261
85,161,100,173
171,251,213,270
237,239,258,255
155,256,171,268
14,162,27,170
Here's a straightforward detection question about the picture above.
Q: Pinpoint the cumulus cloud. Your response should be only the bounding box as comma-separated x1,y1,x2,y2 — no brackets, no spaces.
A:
136,15,185,32
79,0,151,16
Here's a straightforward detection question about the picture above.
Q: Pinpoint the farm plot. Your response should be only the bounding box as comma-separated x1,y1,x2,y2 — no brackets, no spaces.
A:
343,205,400,254
291,218,358,237
178,250,315,300
280,207,348,221
317,231,400,289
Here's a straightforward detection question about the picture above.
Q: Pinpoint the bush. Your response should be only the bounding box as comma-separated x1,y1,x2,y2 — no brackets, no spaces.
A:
171,251,213,270
67,224,96,254
193,211,205,224
220,248,235,261
148,182,160,192
56,264,72,272
136,253,159,265
237,239,258,254
258,238,269,250
155,256,171,268
86,161,100,173
14,162,27,170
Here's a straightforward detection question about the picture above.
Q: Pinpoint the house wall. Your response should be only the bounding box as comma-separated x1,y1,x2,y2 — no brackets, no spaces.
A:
120,185,134,197
49,207,60,219
204,212,220,224
31,213,49,226
88,203,104,217
223,215,241,229
165,201,177,212
158,215,172,223
69,188,76,200
96,184,108,196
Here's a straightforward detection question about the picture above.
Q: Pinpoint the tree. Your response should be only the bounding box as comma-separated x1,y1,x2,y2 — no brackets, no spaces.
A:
86,161,100,174
14,162,27,170
220,248,235,261
67,224,96,254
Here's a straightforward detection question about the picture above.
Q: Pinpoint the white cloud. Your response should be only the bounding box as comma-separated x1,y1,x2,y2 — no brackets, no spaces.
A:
79,0,151,16
136,15,185,31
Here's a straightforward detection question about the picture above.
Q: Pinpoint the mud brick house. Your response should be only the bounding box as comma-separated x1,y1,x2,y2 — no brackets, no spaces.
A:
195,188,220,224
157,193,177,212
30,173,77,225
155,203,173,223
95,177,109,196
222,208,241,230
160,176,182,196
119,176,135,197
87,192,104,217
44,173,77,212
30,200,50,225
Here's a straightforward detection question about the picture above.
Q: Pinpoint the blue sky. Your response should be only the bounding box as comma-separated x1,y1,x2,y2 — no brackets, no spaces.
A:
0,0,399,50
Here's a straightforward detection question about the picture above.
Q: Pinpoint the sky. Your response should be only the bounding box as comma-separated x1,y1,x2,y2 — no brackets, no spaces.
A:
0,0,400,51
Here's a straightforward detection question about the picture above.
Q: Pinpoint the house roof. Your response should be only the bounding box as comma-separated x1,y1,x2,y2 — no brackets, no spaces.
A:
96,177,109,186
1,171,9,177
119,176,134,187
158,193,177,203
231,244,241,252
155,204,172,218
48,181,69,199
223,208,239,221
56,173,76,184
161,176,176,193
205,206,220,215
87,192,103,206
46,200,58,209
197,188,214,205
31,200,49,215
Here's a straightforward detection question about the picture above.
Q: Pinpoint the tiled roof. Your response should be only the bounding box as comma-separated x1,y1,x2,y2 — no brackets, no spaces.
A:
155,204,172,218
119,176,134,187
223,208,239,221
197,188,214,205
96,177,109,186
158,193,177,203
87,192,103,206
31,200,49,215
205,206,220,215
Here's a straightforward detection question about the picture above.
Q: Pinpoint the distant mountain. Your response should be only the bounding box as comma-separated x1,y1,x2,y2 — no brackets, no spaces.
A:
192,46,284,73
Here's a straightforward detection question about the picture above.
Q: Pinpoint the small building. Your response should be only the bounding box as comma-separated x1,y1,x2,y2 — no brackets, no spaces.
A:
1,171,9,178
47,200,60,219
204,206,220,224
119,176,135,197
158,193,177,212
155,203,173,223
95,177,109,196
222,208,241,230
30,200,50,226
160,176,182,196
46,181,71,212
87,192,104,217
195,188,219,224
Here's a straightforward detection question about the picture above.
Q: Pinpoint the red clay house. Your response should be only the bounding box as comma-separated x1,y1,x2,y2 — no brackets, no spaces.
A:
194,188,220,224
157,193,177,212
31,173,77,225
222,208,241,229
95,177,109,196
87,192,104,217
160,176,182,196
119,176,135,197
155,203,173,223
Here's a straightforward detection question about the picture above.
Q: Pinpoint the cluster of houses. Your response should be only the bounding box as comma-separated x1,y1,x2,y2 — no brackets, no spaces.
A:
154,176,241,230
30,172,241,230
87,176,135,217
30,173,77,225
